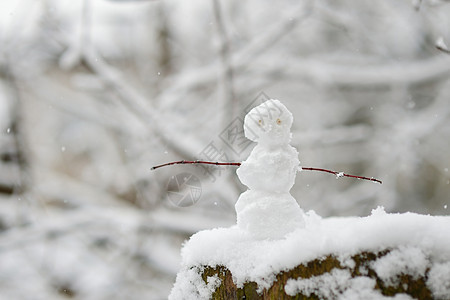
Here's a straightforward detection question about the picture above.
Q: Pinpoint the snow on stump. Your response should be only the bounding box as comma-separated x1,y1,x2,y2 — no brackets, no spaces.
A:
169,100,450,299
170,210,450,299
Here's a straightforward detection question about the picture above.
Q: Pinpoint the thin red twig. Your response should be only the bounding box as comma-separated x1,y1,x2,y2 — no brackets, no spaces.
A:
151,160,241,170
151,160,382,184
301,167,382,184
436,45,450,54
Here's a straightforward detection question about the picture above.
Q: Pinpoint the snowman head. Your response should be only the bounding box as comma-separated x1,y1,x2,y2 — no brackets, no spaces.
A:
244,99,293,146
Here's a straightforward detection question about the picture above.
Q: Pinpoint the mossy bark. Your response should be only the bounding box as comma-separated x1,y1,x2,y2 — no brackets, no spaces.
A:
201,250,433,299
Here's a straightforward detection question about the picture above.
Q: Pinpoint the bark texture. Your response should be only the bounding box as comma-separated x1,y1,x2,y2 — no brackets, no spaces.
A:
201,250,433,299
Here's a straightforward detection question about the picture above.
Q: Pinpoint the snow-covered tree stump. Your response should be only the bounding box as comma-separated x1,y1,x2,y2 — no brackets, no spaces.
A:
201,251,432,299
170,210,450,299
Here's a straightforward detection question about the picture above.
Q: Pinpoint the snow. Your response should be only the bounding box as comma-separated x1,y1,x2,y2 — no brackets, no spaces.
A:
169,208,450,299
371,246,428,285
235,190,305,239
242,99,293,146
284,269,404,300
427,262,450,299
237,144,299,193
436,37,449,51
235,100,305,239
286,270,415,299
170,266,221,300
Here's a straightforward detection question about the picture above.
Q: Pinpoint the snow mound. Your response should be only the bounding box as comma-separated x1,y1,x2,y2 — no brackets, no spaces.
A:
169,207,450,299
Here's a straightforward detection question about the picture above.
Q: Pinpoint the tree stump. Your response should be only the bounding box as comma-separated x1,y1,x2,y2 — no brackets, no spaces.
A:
201,250,435,299
169,212,450,300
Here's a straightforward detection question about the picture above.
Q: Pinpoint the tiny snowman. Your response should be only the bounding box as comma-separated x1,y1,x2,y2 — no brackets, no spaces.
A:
236,99,305,239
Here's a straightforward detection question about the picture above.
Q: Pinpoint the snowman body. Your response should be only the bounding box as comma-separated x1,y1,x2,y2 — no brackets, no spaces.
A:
237,144,298,193
236,99,305,239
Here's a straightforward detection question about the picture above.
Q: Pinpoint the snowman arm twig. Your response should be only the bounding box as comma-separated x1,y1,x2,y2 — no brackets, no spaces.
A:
150,160,241,170
151,161,382,184
300,167,382,184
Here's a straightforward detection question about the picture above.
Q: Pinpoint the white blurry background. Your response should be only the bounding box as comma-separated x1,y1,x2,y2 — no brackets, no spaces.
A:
0,0,449,298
